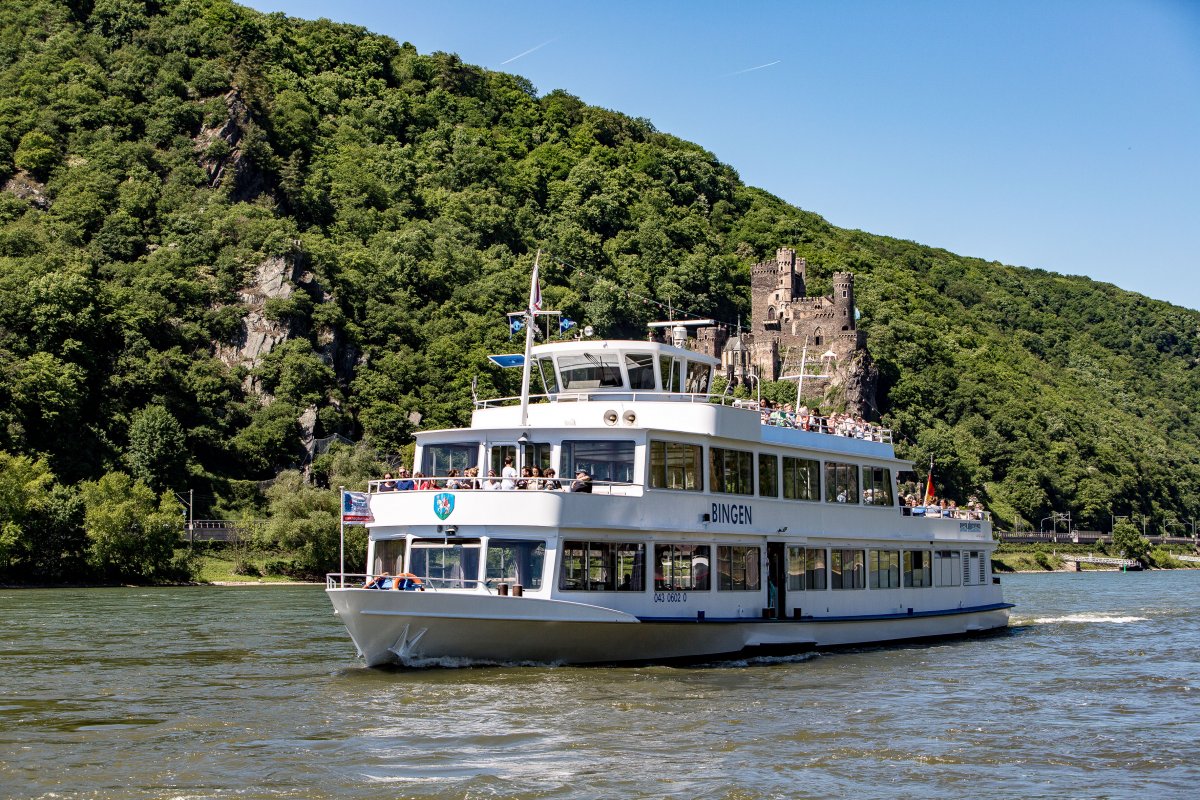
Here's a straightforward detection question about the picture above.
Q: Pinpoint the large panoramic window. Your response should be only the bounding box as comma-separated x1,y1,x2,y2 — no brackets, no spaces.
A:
904,550,932,588
758,453,779,497
559,541,644,592
561,440,636,484
558,353,623,390
831,548,865,590
648,440,702,491
409,540,481,588
869,549,901,589
486,539,546,590
825,461,859,504
684,360,711,394
422,442,479,476
655,543,711,591
709,447,753,495
783,456,820,501
717,545,761,591
862,466,893,506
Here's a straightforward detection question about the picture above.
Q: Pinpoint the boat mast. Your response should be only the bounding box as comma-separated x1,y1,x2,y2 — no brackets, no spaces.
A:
518,250,542,428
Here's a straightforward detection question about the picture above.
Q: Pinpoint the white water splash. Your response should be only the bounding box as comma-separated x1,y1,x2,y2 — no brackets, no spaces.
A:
1015,613,1149,625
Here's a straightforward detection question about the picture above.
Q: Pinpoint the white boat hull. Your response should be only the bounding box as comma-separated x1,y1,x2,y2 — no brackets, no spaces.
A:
328,588,1010,667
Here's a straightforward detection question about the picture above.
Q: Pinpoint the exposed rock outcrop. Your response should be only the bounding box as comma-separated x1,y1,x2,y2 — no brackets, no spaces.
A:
193,89,267,202
214,255,299,397
2,170,50,209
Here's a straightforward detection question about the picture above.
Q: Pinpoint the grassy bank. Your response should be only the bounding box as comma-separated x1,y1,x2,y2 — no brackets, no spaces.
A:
992,542,1198,572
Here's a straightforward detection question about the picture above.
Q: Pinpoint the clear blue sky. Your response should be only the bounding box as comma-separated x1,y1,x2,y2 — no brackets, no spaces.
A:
244,0,1200,310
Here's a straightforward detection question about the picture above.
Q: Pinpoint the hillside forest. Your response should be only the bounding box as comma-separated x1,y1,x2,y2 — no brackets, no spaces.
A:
3,0,1200,582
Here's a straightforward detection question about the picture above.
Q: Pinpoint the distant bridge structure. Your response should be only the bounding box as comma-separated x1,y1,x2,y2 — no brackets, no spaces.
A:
184,519,268,543
1060,554,1142,570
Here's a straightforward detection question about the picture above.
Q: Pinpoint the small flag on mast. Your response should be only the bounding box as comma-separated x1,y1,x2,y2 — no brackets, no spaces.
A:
923,458,936,506
529,261,542,314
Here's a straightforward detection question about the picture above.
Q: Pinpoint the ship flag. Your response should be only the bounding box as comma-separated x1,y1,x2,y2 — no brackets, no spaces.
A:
923,458,936,506
529,261,542,314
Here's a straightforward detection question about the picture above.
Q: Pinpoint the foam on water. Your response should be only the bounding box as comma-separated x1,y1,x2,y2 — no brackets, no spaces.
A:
1013,613,1149,625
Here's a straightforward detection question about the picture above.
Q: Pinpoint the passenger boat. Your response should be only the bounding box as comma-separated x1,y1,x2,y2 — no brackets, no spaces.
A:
326,270,1012,666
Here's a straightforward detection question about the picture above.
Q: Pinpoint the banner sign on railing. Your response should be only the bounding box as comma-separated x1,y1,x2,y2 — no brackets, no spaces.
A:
342,491,373,524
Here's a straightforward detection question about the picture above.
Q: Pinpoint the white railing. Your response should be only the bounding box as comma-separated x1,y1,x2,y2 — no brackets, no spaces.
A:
327,573,529,593
367,475,636,495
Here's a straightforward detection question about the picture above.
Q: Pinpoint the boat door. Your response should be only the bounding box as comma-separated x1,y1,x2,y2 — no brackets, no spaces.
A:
488,442,552,475
766,542,787,619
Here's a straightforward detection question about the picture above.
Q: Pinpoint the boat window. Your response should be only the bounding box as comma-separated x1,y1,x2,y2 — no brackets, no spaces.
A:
659,355,678,392
521,443,552,472
409,540,481,588
558,353,624,390
717,545,761,591
626,353,656,390
559,540,644,591
485,539,545,590
869,549,901,589
862,466,893,506
824,461,859,504
783,456,820,501
830,548,865,590
758,454,778,497
649,440,702,491
490,444,516,477
934,550,961,587
422,442,479,476
903,550,932,587
373,538,407,576
535,356,559,394
709,447,753,495
963,550,986,585
785,546,828,591
684,360,711,394
655,543,711,591
561,440,635,483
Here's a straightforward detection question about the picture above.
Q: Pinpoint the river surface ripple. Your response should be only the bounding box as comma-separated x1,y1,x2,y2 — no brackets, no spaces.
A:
1,571,1198,799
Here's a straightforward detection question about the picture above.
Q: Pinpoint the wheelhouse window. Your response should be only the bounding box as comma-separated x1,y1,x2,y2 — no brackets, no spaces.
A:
486,539,546,590
831,548,865,590
783,456,820,501
786,546,827,590
709,447,753,495
758,454,779,497
659,355,680,392
825,461,859,504
869,549,900,589
561,440,636,483
717,545,761,591
655,543,711,591
863,466,893,506
684,360,711,394
649,440,702,491
535,356,559,394
558,353,623,390
559,540,645,591
626,353,656,390
422,443,479,476
409,539,481,588
904,550,932,587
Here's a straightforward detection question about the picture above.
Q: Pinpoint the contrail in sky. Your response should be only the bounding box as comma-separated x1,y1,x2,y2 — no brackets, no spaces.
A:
501,39,556,65
724,59,782,76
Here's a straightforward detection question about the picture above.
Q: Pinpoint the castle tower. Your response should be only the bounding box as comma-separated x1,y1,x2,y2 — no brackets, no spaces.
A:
832,272,855,333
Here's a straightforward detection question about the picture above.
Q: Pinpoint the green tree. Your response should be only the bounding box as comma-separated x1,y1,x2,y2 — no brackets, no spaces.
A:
0,451,54,571
80,472,184,582
13,131,57,178
260,470,363,577
124,405,187,493
1111,519,1150,564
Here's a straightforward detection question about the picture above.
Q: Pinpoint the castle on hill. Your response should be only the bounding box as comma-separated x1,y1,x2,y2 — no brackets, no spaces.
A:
694,247,876,416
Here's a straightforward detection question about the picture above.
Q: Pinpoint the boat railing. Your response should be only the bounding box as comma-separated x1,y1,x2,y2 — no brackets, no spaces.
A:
474,390,719,408
367,476,640,496
326,574,526,593
903,507,992,522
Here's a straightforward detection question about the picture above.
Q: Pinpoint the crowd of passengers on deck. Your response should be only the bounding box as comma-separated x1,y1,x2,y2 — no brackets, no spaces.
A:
376,462,593,493
901,494,987,520
753,400,888,442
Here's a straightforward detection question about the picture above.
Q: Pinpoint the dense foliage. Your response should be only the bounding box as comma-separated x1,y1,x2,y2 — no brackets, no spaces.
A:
2,0,1199,582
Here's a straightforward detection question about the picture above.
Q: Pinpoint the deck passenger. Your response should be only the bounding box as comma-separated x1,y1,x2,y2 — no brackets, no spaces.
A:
395,468,415,491
364,572,394,589
379,473,397,492
570,470,593,493
542,468,562,490
501,457,517,490
483,469,500,490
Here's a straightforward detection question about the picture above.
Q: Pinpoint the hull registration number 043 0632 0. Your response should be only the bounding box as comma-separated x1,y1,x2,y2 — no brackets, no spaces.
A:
653,592,688,603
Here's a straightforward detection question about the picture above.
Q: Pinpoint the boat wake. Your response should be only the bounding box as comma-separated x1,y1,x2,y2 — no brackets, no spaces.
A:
1013,613,1148,625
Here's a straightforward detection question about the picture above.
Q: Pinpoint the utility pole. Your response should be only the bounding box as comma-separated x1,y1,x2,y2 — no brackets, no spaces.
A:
175,490,194,544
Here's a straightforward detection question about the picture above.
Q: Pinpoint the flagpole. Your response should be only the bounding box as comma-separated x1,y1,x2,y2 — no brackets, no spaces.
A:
519,249,541,428
338,484,345,587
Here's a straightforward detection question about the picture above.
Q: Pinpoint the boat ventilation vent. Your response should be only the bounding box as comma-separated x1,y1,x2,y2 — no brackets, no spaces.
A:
622,410,637,425
603,410,619,426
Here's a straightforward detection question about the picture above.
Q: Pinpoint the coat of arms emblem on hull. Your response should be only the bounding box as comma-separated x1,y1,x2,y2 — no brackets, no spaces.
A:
433,492,455,521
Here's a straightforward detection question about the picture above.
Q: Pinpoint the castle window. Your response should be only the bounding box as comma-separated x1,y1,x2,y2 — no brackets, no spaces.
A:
842,290,848,298
767,306,776,320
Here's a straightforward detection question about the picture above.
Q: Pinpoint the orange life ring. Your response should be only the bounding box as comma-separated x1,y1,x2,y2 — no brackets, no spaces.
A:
396,572,424,589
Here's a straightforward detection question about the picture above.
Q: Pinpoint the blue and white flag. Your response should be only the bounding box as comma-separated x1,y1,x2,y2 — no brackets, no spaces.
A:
509,317,525,338
341,491,373,525
559,316,577,333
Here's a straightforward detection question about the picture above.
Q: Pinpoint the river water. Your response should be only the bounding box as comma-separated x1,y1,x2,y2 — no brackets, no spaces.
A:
1,571,1197,799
